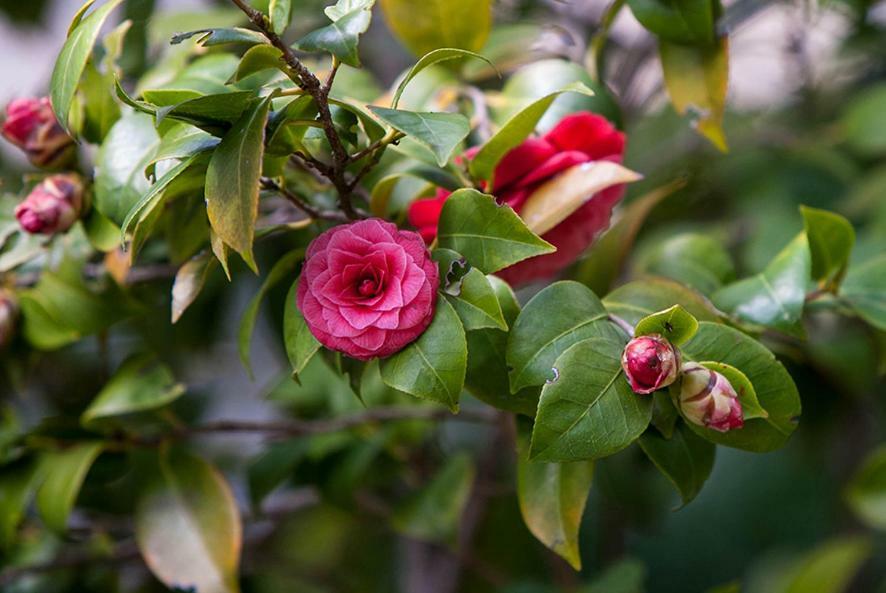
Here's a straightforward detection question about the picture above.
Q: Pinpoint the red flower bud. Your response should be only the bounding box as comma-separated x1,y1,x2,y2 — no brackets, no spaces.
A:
15,174,85,235
678,362,744,432
0,290,17,348
2,97,75,169
621,334,680,394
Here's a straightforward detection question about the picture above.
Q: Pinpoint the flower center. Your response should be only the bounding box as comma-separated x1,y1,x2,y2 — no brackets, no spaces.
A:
357,277,380,297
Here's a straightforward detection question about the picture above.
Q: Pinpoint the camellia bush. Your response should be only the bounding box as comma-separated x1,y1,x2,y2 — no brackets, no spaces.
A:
0,0,884,592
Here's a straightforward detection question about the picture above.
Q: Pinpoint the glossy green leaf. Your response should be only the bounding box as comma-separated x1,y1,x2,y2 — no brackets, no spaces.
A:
171,253,217,324
136,449,242,593
517,421,593,570
392,452,475,543
392,48,494,109
845,444,886,530
660,36,729,152
465,277,541,417
713,233,811,335
380,298,467,411
295,0,375,67
36,442,103,532
680,322,801,452
50,0,125,132
79,18,130,143
603,277,721,326
436,188,555,274
639,422,715,505
156,91,257,130
445,268,507,331
782,537,871,593
94,111,160,226
83,208,122,253
380,0,491,58
171,27,267,47
269,0,292,34
239,250,304,377
470,83,594,183
634,305,699,345
283,279,322,382
638,232,736,295
507,281,622,393
530,337,653,461
627,0,718,44
81,356,185,429
799,205,855,287
841,254,886,330
231,44,285,82
367,106,469,166
206,96,272,272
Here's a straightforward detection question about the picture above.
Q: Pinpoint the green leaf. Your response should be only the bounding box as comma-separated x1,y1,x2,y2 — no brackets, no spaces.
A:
156,91,257,131
392,48,494,109
295,0,375,67
206,96,272,272
436,188,555,274
713,233,811,335
81,356,185,430
530,337,653,461
800,205,855,287
283,279,322,382
626,0,718,45
172,253,218,324
50,0,125,132
782,537,871,593
697,361,767,421
603,277,721,326
380,298,467,411
392,452,475,543
637,232,736,296
83,208,122,253
136,449,242,593
36,442,103,532
841,254,886,330
269,0,292,34
574,180,683,295
517,421,593,570
507,281,622,393
679,322,801,452
845,444,886,530
239,250,304,377
634,304,699,345
380,0,491,58
0,458,41,549
583,559,647,593
465,277,541,417
231,44,285,82
94,111,160,226
469,83,594,183
79,19,130,143
660,36,729,152
445,268,507,331
171,27,267,47
367,106,469,166
639,421,715,506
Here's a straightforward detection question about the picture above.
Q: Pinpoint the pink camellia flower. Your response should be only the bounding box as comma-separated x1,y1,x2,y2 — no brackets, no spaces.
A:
621,334,680,394
297,219,439,360
0,289,17,349
15,174,85,235
2,97,75,169
678,362,745,433
407,112,626,286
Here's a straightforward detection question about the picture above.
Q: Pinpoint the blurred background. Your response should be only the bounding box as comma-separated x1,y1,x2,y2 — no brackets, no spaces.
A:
0,1,884,592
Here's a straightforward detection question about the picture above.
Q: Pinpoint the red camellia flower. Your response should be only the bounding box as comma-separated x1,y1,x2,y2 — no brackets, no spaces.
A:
15,174,85,235
1,97,75,169
407,112,626,286
297,219,439,360
621,335,681,394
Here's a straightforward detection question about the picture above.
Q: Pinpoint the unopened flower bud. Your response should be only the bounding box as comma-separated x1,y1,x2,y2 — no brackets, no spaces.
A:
15,174,85,235
678,362,744,432
2,97,75,169
0,290,18,348
621,334,680,394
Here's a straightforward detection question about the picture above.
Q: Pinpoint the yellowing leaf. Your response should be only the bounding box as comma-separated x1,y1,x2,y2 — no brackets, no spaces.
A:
660,36,729,152
519,161,642,236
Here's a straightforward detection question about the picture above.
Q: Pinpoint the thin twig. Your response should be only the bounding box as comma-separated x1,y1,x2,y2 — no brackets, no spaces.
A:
0,541,141,587
260,177,349,222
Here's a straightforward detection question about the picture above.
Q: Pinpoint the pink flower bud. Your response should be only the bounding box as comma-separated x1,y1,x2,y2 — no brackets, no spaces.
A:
621,334,680,394
0,290,17,348
2,97,75,169
15,174,85,235
678,362,744,432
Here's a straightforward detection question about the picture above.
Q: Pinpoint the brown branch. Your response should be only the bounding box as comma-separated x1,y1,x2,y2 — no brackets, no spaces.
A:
260,177,349,222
